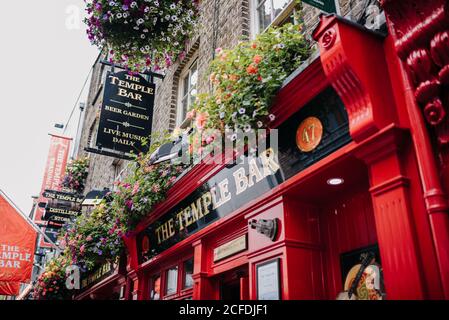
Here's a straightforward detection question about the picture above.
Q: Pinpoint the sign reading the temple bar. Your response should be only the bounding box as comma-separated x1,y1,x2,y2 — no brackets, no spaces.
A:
96,71,155,154
81,262,117,290
303,0,337,13
137,88,351,263
43,189,84,204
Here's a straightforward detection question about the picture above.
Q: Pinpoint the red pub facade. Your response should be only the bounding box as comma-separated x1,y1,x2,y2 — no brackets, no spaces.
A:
76,0,449,301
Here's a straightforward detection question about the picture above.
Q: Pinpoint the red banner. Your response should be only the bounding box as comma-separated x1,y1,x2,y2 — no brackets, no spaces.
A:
0,281,20,296
34,135,72,248
0,192,36,283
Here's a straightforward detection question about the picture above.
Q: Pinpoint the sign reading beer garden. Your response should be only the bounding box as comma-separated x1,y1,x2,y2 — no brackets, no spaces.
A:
96,71,156,154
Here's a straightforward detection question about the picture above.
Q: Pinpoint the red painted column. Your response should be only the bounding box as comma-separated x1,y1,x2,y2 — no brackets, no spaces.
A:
313,15,435,299
192,240,216,300
379,0,449,298
356,127,426,299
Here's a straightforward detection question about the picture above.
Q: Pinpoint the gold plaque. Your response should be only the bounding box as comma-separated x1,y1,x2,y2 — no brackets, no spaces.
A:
213,235,247,262
296,117,323,152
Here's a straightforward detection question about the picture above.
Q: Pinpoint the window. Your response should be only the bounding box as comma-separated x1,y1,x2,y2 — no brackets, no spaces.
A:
165,266,179,296
177,59,198,126
252,0,298,35
149,275,161,300
183,259,194,289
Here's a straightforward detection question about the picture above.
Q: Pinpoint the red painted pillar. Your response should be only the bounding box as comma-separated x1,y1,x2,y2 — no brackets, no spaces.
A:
380,0,449,298
356,127,425,299
313,14,437,299
192,240,216,300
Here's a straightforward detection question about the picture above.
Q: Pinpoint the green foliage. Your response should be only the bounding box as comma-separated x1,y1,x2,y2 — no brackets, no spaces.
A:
193,23,310,132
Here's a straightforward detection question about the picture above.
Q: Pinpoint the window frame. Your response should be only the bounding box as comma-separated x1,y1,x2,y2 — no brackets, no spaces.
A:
164,265,180,297
182,258,194,290
250,0,298,37
149,274,162,301
176,56,199,126
250,0,341,37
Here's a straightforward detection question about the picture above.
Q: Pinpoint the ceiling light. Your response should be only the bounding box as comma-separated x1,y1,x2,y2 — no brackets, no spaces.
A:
327,178,345,186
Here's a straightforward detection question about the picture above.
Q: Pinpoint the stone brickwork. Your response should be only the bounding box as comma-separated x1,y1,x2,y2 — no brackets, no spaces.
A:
77,0,372,194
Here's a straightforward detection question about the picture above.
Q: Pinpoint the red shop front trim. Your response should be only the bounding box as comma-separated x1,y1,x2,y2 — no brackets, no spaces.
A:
121,15,448,300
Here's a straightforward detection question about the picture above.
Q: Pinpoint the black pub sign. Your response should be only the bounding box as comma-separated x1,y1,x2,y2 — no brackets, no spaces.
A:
43,189,84,204
96,71,156,154
137,87,351,263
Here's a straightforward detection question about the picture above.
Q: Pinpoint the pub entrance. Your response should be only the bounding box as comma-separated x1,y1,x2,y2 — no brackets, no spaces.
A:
282,154,382,299
217,265,249,301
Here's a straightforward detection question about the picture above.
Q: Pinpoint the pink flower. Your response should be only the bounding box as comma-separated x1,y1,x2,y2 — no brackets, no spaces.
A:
125,199,133,210
205,135,215,145
80,245,85,254
132,182,140,195
152,184,161,193
196,112,208,131
186,110,196,120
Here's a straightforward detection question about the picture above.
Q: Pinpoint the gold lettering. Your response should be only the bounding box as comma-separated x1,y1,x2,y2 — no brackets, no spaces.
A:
217,179,232,207
248,158,264,187
233,168,248,195
260,148,280,177
183,207,193,227
176,211,185,231
202,192,212,216
191,198,204,222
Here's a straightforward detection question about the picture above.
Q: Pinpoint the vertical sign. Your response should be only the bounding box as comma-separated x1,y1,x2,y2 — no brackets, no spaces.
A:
0,192,36,284
302,0,337,13
96,71,156,154
34,135,72,248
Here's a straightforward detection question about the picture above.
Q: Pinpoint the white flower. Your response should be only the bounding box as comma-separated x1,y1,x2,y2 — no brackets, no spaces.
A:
268,114,276,121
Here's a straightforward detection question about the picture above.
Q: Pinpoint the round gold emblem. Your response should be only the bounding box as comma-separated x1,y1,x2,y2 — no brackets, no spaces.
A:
296,117,323,152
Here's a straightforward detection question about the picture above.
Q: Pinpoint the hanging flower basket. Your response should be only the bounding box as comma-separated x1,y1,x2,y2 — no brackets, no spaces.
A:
85,0,199,71
61,157,90,194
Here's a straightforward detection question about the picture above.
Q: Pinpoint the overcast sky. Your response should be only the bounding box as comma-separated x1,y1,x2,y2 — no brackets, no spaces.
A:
0,1,99,213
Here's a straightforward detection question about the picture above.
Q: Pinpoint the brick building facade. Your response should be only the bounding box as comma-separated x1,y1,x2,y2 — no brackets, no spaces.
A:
77,0,379,194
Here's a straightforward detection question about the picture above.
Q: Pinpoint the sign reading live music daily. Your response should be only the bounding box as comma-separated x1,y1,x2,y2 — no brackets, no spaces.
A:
96,71,155,154
137,88,351,263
